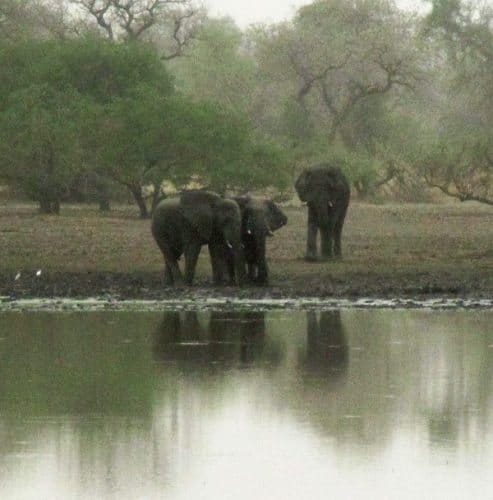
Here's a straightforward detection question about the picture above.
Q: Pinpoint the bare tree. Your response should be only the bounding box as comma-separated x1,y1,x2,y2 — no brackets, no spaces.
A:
70,0,202,58
421,1,493,205
253,1,424,155
423,142,493,205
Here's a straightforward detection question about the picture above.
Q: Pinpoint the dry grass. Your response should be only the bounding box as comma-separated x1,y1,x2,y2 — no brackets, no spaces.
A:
1,201,492,298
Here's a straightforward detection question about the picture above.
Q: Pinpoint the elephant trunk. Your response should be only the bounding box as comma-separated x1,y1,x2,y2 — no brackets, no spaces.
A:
312,198,331,229
224,230,245,286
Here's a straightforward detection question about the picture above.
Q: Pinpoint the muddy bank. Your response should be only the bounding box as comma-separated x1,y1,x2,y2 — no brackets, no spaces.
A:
1,203,492,304
1,270,491,303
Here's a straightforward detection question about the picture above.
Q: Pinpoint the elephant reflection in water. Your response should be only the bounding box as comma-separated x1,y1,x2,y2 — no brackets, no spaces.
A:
300,311,349,385
154,310,269,367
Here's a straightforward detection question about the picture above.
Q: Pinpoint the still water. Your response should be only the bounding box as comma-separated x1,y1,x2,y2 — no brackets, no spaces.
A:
0,309,491,499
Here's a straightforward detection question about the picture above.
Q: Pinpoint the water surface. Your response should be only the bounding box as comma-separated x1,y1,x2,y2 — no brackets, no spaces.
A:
0,309,491,499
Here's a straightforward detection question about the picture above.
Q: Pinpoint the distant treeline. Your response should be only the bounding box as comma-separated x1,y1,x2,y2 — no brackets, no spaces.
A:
0,0,492,214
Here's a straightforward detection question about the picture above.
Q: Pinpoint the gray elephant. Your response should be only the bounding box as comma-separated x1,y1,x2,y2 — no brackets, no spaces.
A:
218,196,288,285
151,190,245,286
295,164,350,261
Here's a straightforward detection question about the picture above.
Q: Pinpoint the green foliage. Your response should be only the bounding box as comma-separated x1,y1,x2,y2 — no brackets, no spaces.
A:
0,34,288,214
169,17,257,114
280,99,315,145
0,84,88,211
0,37,173,105
254,0,421,141
0,38,176,210
420,0,493,203
95,89,290,194
5,0,493,206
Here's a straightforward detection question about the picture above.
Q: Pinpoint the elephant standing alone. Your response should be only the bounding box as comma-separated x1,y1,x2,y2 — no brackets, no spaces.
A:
151,190,245,286
295,164,350,261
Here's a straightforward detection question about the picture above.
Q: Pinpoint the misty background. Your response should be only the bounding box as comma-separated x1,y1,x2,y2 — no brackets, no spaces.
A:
0,0,491,216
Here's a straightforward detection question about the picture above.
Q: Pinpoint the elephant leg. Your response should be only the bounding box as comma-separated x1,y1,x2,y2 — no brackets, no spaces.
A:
320,226,333,260
166,258,183,285
305,206,319,261
157,241,182,285
333,213,346,259
255,239,268,285
333,221,343,259
256,261,268,285
247,262,256,282
164,262,174,285
209,244,228,285
225,247,236,284
184,243,201,285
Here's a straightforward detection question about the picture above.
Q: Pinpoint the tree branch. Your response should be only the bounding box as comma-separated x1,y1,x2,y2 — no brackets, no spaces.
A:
161,8,197,60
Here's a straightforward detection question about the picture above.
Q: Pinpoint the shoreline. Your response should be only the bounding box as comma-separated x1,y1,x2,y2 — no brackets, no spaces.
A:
2,203,492,305
2,294,493,312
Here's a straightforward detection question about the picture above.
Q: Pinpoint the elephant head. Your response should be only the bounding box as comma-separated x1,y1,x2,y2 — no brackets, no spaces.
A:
295,164,350,228
235,196,288,238
229,196,287,284
262,199,288,235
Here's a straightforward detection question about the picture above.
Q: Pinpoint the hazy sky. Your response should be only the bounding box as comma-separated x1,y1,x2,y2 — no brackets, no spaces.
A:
204,0,428,27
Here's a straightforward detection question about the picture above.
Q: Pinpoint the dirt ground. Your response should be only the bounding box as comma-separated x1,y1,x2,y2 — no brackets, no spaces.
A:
0,201,492,300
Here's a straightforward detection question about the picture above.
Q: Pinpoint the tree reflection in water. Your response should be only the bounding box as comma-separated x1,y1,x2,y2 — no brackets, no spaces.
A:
0,310,492,500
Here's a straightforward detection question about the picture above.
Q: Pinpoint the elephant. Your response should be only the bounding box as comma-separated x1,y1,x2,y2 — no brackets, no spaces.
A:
216,196,288,285
151,190,245,286
295,164,350,261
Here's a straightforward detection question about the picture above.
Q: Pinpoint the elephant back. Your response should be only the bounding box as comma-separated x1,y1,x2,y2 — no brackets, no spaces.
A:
178,190,220,242
151,197,181,235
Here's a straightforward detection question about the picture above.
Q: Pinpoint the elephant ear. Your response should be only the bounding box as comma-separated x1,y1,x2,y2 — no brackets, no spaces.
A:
295,170,309,202
180,201,213,241
264,200,287,232
233,195,251,212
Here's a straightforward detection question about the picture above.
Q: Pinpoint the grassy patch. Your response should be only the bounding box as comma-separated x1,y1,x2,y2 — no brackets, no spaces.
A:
1,201,492,298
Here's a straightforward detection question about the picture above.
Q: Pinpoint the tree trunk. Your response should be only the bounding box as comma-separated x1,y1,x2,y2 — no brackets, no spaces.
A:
353,180,372,200
39,198,60,215
99,198,111,211
96,183,111,212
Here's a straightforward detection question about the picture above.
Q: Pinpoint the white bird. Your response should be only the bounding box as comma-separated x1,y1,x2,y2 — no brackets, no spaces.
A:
14,272,21,281
36,270,42,277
